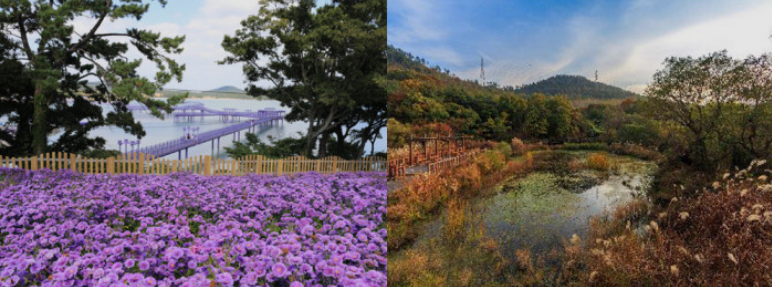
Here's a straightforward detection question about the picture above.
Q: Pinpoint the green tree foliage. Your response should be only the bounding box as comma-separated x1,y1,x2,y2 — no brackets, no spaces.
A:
221,0,385,158
0,0,187,156
545,95,574,141
645,50,772,170
386,118,410,147
225,133,306,159
524,94,548,138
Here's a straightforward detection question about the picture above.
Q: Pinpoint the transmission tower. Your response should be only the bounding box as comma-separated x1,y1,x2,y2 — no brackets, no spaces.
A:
595,69,598,82
480,57,486,84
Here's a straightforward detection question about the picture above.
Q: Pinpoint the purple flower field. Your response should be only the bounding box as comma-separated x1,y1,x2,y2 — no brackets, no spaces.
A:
0,168,386,287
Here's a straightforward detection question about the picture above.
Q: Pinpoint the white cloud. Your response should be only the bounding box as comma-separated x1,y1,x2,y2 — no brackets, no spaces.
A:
604,1,772,89
422,47,465,67
482,1,772,93
387,0,448,45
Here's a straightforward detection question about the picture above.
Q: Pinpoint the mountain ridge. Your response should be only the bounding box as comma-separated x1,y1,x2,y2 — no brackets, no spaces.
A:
515,75,638,99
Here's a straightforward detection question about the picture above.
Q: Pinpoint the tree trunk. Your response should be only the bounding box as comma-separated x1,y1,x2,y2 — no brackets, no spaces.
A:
333,128,346,158
304,116,317,157
318,132,330,158
303,133,316,158
355,134,368,158
32,83,46,155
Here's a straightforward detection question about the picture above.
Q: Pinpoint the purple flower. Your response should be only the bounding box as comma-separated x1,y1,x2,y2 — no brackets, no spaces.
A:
215,272,234,287
288,256,303,265
93,268,105,279
138,260,150,271
243,272,258,285
365,270,383,283
322,266,335,277
254,267,266,277
64,265,78,279
125,259,136,269
0,168,387,286
143,276,157,287
271,263,289,278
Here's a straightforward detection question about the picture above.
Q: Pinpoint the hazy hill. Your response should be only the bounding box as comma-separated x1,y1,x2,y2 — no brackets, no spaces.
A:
209,85,244,93
82,82,267,100
515,75,638,99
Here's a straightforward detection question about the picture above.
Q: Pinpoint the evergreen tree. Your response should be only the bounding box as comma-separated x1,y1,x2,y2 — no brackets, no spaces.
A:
221,0,385,157
0,0,187,156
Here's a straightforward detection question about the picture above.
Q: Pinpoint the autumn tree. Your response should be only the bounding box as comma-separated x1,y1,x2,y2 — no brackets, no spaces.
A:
645,51,752,169
0,0,186,156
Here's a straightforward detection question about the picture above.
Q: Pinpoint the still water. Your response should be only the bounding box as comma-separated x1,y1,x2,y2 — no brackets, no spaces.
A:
52,99,386,159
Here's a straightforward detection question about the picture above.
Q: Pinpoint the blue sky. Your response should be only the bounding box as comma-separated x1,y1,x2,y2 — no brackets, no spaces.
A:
70,0,330,91
388,0,772,93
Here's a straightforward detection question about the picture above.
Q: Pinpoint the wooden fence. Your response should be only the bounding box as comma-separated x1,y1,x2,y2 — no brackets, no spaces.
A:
0,152,386,176
427,149,482,175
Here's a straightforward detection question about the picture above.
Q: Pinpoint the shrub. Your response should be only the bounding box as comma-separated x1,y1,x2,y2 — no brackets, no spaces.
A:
511,137,526,155
587,153,610,171
497,141,513,157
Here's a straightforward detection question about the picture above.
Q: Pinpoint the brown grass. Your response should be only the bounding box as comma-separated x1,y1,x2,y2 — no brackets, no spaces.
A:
388,149,532,251
562,160,772,286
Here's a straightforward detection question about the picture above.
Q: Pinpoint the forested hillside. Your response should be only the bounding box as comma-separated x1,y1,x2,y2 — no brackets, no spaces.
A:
386,46,646,146
515,74,638,99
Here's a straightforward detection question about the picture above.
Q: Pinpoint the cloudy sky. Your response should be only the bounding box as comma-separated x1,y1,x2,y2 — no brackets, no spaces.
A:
70,0,327,92
388,0,772,93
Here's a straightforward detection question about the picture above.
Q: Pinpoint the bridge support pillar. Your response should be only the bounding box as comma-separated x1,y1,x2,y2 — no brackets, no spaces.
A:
185,148,188,158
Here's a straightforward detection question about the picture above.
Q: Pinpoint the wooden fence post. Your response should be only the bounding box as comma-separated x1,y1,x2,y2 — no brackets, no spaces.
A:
332,157,338,173
31,155,38,171
278,159,283,176
107,157,115,174
69,153,76,171
231,159,237,176
256,155,263,174
140,154,146,175
204,155,212,176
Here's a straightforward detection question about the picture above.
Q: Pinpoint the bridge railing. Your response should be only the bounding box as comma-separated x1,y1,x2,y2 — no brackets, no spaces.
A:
0,153,386,176
427,149,482,175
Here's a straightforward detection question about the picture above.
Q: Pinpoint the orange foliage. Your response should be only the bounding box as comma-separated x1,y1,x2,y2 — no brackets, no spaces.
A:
587,153,610,171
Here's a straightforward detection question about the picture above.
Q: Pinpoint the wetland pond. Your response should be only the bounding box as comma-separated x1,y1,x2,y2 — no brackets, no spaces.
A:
394,152,657,282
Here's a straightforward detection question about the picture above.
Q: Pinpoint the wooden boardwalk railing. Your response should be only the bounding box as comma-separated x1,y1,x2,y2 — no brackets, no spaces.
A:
427,150,481,175
0,153,385,176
